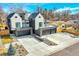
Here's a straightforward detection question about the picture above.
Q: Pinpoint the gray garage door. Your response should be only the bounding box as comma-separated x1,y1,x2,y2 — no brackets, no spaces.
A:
15,30,30,37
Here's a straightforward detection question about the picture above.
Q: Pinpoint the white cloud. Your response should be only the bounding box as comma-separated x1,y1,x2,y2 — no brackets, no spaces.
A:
55,7,79,12
55,8,70,12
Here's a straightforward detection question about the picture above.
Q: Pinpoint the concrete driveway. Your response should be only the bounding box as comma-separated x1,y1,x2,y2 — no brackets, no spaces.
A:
51,42,79,56
16,33,79,56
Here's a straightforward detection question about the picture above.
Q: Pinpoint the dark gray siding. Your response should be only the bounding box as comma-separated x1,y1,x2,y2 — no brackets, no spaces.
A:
15,28,32,37
35,26,57,36
15,30,30,37
35,29,41,36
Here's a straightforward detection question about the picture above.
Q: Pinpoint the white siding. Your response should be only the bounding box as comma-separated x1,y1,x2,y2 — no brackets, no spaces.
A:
10,13,22,30
35,13,45,30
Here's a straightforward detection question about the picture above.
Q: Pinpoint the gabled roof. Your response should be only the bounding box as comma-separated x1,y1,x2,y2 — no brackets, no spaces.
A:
7,13,15,19
29,12,40,19
7,12,25,20
18,13,25,20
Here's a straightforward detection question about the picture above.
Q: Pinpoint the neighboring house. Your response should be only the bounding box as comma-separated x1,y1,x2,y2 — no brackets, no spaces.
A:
7,13,32,36
0,11,9,36
29,12,57,36
0,24,9,36
72,20,79,28
66,20,79,28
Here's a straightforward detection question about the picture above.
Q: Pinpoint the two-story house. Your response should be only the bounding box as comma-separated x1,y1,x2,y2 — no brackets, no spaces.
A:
7,13,32,36
29,12,57,36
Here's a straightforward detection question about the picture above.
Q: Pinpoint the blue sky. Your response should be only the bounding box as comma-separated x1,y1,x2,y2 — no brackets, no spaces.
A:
0,3,79,14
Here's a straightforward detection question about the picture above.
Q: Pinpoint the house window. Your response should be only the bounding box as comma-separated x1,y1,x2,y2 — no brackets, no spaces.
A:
26,22,29,24
74,28,77,30
20,16,22,18
22,22,26,28
5,27,8,30
39,22,42,27
16,22,21,29
39,16,41,18
15,16,17,18
22,22,29,28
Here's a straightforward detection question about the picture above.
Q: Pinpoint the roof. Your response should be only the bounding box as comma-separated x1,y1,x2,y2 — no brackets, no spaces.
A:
7,13,25,20
18,13,25,20
65,20,79,28
29,12,40,19
7,13,15,19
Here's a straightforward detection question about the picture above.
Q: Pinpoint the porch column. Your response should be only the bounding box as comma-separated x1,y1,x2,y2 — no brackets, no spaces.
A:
30,28,33,35
40,28,42,36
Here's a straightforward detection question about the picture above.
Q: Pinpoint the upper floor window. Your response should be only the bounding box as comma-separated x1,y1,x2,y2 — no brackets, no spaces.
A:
5,26,8,30
15,16,18,18
22,22,29,28
39,16,41,18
